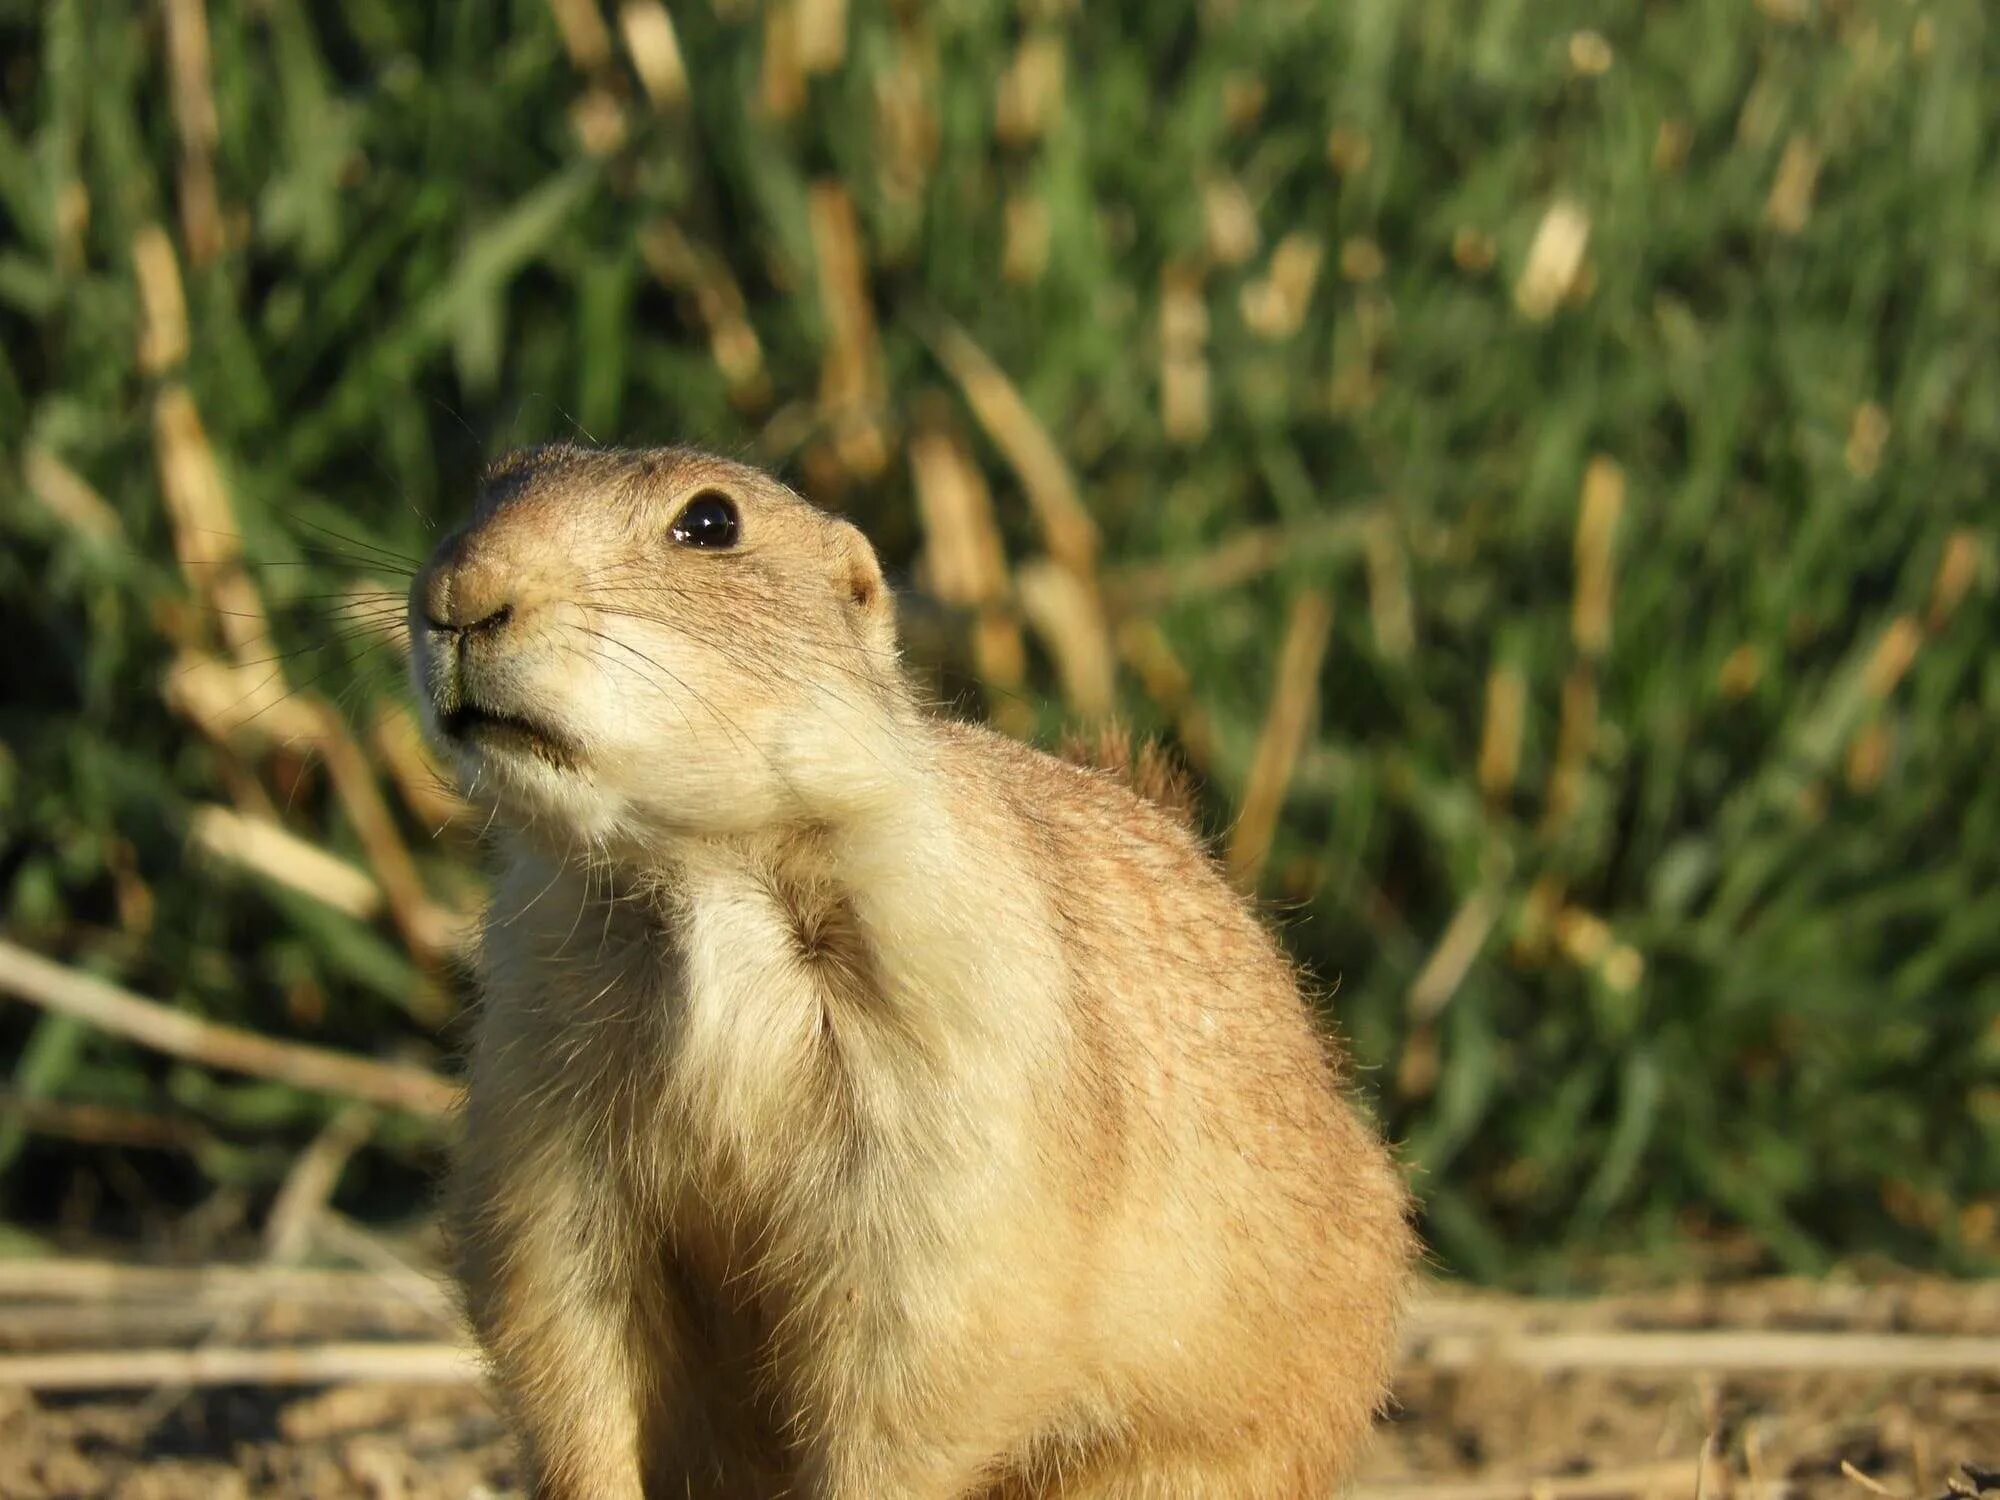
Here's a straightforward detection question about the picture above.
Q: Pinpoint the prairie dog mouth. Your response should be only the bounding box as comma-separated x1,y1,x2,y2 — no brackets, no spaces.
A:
440,704,580,768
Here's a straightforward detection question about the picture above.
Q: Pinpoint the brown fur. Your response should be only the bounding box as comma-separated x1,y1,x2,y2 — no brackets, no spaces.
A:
1055,722,1201,828
411,445,1416,1500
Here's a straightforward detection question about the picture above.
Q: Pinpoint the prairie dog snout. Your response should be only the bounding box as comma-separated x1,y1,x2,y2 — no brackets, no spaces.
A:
421,444,1415,1500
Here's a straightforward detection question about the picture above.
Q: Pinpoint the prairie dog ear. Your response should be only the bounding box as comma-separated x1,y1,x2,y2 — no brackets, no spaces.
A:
829,520,896,643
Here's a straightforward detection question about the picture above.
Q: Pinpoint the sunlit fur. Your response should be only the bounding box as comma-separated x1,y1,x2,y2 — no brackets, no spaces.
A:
412,444,1415,1500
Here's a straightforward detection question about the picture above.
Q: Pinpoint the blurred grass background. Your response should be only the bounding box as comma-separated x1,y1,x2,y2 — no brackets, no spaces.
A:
2,0,1997,1289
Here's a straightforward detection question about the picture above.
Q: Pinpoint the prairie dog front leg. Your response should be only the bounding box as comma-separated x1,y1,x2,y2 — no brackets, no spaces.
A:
448,1160,648,1500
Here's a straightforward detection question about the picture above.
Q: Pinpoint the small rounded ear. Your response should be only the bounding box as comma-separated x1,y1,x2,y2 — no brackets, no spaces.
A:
830,521,897,645
830,521,887,610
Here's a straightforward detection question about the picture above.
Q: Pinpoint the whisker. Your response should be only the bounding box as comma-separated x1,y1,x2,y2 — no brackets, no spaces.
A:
172,525,421,576
291,515,426,570
207,623,405,674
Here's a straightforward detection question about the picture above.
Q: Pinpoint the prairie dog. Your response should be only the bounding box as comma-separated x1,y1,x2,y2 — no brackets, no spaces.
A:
410,444,1414,1500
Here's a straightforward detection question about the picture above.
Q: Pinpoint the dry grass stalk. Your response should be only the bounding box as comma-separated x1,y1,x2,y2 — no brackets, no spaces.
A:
618,0,689,107
1203,177,1260,265
1653,118,1693,174
1016,558,1117,720
875,27,938,209
569,86,629,156
1160,261,1211,444
994,31,1065,145
1407,1327,2000,1374
0,1341,478,1391
0,939,461,1117
1694,1435,1718,1500
1926,529,1984,631
967,613,1033,737
1115,618,1216,769
1599,942,1645,992
1766,134,1822,235
1862,615,1921,699
1002,192,1050,284
1845,717,1891,792
1407,886,1504,1023
1478,665,1526,800
1718,643,1763,700
279,1381,468,1442
1506,875,1564,963
0,1092,208,1154
1556,906,1612,968
924,316,1101,576
1240,231,1324,339
920,314,1128,712
176,621,467,973
544,0,613,72
1340,237,1386,284
160,0,223,264
153,386,275,667
162,650,324,747
264,1105,380,1265
793,0,848,74
1568,30,1615,76
760,0,805,119
132,224,189,375
640,220,769,403
0,1300,324,1348
1573,456,1625,658
1541,663,1598,838
308,704,469,971
371,701,471,830
1515,200,1592,321
0,1258,455,1316
189,804,384,921
313,1210,454,1320
808,182,891,478
907,421,1030,731
907,424,1010,607
22,445,122,541
1108,513,1369,612
1839,1459,1902,1495
1160,355,1211,447
1226,591,1334,888
1845,400,1891,479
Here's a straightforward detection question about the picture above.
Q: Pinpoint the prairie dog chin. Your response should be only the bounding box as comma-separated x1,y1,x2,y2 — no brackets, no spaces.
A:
414,443,1415,1500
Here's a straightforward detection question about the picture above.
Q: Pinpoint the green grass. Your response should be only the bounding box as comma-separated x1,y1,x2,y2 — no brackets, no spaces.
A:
2,0,1997,1286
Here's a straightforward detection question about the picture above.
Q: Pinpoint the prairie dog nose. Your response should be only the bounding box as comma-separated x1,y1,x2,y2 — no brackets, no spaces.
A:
417,531,517,634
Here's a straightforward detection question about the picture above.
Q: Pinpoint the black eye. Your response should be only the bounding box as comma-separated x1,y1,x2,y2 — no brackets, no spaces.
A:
670,492,739,549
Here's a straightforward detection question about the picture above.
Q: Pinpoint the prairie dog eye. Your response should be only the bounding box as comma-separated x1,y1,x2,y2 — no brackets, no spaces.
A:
670,492,740,549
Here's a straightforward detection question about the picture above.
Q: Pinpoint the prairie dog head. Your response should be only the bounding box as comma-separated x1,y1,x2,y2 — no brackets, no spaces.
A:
409,444,906,848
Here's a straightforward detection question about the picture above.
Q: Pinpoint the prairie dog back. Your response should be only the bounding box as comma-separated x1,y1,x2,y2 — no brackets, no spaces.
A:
411,444,1414,1499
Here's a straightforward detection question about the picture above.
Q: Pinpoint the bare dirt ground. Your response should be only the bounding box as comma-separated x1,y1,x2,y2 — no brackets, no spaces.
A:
0,1272,1994,1499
